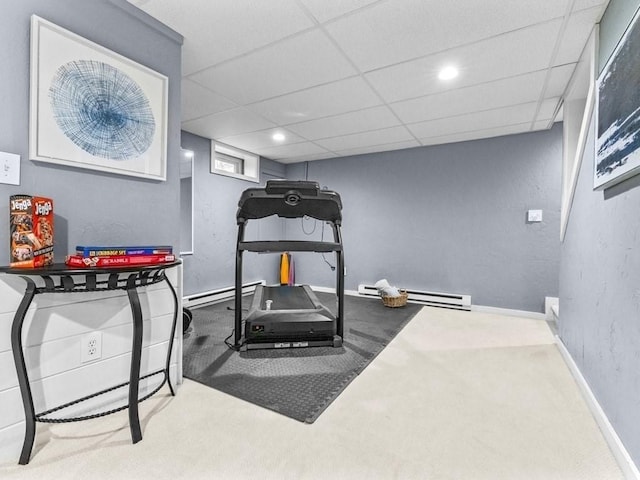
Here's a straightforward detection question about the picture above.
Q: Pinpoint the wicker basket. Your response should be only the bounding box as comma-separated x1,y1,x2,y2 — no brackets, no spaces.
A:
381,290,408,308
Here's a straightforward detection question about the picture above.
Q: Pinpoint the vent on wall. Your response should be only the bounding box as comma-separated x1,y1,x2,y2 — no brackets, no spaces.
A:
358,284,471,311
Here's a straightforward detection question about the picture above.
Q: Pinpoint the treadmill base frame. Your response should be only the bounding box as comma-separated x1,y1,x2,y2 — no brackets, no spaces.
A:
240,335,343,351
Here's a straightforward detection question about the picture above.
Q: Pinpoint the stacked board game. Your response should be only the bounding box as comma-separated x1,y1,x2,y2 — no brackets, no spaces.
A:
65,245,174,267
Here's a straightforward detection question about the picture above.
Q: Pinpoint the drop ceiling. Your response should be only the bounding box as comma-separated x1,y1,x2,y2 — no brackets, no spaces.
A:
127,0,609,164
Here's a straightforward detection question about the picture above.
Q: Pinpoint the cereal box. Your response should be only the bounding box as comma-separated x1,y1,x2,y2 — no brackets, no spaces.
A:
10,195,54,268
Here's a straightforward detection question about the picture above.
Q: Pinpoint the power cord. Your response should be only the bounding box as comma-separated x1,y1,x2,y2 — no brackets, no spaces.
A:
299,182,336,272
301,215,316,235
321,219,336,271
224,330,241,351
224,305,247,351
301,214,335,270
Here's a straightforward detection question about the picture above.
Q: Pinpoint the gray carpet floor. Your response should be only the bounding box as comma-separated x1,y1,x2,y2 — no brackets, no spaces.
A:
182,291,421,422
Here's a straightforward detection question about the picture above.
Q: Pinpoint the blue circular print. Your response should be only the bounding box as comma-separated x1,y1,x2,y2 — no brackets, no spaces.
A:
48,60,155,160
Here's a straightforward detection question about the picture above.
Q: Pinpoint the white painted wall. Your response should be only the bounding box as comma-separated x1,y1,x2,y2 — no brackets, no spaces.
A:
0,264,182,464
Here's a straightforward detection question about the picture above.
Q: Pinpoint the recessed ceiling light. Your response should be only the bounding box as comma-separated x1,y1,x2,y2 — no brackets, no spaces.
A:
438,66,459,81
272,133,286,142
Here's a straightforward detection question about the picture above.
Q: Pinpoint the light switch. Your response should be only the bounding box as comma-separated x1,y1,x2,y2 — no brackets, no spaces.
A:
527,209,543,222
0,152,20,186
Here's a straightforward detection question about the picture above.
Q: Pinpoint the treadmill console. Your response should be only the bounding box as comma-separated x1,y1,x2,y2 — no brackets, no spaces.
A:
237,179,342,223
265,180,319,196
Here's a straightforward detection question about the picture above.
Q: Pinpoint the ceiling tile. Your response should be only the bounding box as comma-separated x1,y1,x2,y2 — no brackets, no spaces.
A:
182,107,275,140
573,0,609,12
545,64,577,98
182,78,237,122
554,6,602,66
536,97,562,122
314,126,414,151
137,0,315,75
325,0,569,71
390,70,547,124
129,0,603,162
298,0,380,23
286,105,400,140
188,29,357,104
418,123,533,146
365,19,563,103
279,152,339,164
248,76,382,125
334,139,420,158
408,102,538,139
255,141,331,161
217,128,306,152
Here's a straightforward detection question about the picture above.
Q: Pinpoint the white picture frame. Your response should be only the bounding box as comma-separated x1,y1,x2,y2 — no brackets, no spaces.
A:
29,15,168,181
594,6,640,190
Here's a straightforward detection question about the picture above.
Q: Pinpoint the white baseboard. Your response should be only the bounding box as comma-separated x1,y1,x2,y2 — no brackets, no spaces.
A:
310,285,359,297
186,284,359,307
316,287,548,320
183,281,263,309
555,336,640,480
471,304,546,320
263,287,547,322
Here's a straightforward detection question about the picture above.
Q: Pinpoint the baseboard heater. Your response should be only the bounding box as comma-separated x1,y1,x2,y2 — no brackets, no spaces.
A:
357,284,471,311
184,280,263,308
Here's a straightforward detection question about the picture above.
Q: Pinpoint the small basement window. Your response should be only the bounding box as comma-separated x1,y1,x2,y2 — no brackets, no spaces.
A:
211,142,259,183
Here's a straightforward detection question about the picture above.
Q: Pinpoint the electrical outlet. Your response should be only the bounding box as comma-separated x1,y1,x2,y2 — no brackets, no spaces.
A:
81,331,102,363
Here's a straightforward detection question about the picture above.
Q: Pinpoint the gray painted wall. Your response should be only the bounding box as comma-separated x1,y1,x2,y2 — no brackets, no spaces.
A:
180,131,286,296
0,0,183,265
559,0,640,467
286,125,562,313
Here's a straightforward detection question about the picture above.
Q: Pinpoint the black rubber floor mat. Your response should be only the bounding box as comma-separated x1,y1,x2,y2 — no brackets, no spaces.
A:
182,292,421,423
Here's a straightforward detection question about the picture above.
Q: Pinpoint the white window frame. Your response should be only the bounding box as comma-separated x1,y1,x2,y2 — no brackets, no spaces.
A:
211,141,260,183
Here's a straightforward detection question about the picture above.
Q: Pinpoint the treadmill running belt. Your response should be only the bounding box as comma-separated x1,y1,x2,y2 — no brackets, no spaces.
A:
262,285,316,310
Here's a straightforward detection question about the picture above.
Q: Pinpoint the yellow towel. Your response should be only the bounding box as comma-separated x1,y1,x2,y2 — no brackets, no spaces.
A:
280,252,290,285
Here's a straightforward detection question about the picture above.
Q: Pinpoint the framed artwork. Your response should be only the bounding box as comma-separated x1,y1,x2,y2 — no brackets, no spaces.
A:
595,7,640,190
29,15,168,181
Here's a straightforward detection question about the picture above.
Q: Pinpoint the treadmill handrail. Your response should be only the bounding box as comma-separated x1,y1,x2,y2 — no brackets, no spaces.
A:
239,240,342,253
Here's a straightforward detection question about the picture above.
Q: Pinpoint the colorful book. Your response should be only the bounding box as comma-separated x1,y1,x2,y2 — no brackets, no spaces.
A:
65,254,176,268
75,245,173,257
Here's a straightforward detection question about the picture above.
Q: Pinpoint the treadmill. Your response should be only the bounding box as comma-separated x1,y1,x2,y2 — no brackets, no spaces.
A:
234,180,344,351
